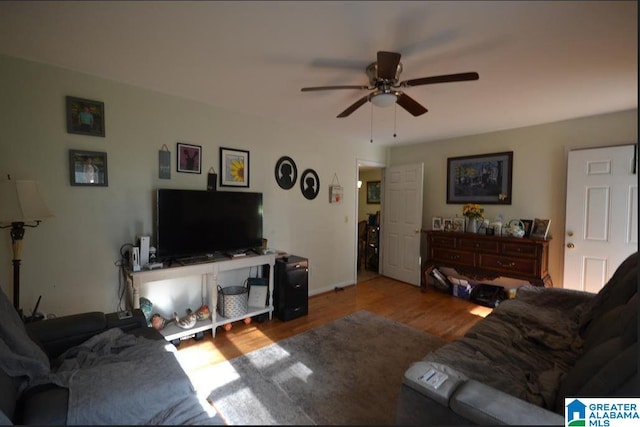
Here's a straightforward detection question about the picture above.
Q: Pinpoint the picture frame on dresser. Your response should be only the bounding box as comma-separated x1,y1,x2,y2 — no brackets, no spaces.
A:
446,151,513,205
521,219,533,238
530,218,551,239
452,217,466,232
432,217,443,231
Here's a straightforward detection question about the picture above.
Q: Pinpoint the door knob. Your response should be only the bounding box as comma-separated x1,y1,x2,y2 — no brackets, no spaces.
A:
415,229,420,234
567,243,575,249
567,231,574,237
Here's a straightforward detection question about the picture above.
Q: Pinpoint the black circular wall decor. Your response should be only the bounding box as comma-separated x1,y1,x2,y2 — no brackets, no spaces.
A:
300,168,320,200
274,156,297,190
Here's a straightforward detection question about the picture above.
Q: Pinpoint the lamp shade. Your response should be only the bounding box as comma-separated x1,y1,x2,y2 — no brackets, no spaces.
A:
0,180,53,224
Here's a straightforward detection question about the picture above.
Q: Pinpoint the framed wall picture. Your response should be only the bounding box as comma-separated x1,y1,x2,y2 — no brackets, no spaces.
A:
69,149,108,186
177,143,202,174
367,180,381,204
300,168,320,200
530,218,551,240
66,96,105,137
274,156,297,189
447,151,513,204
220,147,250,187
432,217,443,231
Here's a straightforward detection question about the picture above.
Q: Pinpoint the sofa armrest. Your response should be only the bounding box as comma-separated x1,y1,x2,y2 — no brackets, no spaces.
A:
450,380,565,425
105,309,148,331
402,361,468,407
25,312,107,359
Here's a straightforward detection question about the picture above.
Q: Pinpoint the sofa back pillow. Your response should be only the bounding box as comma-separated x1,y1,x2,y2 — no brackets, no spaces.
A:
579,252,637,335
582,293,637,351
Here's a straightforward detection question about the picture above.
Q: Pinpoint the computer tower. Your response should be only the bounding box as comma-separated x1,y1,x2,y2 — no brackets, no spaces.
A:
274,255,308,321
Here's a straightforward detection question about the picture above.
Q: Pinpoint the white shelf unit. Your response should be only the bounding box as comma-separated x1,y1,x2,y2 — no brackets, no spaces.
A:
127,253,276,340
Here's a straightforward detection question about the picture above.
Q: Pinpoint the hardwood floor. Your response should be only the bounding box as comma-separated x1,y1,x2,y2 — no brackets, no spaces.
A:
175,276,492,381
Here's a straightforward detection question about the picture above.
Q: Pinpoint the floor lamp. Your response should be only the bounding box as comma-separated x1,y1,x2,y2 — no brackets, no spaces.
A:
0,179,53,317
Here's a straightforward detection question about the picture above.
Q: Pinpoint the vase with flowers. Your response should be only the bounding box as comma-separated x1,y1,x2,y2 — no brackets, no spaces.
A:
462,203,484,233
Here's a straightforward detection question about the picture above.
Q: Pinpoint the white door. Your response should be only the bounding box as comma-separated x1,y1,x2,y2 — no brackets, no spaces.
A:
381,163,424,286
563,145,638,292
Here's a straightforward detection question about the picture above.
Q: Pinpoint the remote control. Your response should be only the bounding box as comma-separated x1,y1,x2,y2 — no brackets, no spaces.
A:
145,262,163,270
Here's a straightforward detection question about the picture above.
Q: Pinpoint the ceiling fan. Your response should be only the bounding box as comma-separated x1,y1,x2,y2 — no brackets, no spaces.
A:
301,51,479,118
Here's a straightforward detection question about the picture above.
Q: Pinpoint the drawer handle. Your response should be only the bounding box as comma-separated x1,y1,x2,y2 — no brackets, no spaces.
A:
497,260,516,268
449,255,460,260
474,243,480,248
293,284,302,289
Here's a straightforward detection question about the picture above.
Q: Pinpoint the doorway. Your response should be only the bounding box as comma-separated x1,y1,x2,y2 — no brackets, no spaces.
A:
356,161,384,283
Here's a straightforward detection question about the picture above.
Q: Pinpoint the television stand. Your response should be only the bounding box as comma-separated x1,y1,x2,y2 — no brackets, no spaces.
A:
126,252,276,340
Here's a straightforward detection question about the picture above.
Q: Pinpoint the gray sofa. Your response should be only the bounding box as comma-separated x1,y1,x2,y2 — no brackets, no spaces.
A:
0,288,224,425
396,251,638,425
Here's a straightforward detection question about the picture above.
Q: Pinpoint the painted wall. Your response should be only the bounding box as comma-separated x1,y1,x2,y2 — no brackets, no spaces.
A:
0,55,386,316
387,109,638,288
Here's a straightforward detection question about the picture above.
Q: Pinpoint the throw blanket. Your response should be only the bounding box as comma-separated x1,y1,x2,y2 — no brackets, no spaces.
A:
424,292,585,410
45,328,219,425
0,284,219,425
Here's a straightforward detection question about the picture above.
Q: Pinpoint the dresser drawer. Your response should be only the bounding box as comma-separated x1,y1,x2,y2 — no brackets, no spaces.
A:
459,238,499,253
501,242,537,258
431,248,475,266
479,254,537,276
429,234,457,248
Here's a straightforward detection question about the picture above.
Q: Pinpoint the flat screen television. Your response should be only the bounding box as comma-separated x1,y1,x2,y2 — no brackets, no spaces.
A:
156,189,263,259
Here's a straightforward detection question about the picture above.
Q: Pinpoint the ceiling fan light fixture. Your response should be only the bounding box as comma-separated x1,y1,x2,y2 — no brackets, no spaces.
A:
370,92,397,108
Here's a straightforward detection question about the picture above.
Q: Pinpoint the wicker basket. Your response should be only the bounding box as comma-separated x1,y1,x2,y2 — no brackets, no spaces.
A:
217,285,248,318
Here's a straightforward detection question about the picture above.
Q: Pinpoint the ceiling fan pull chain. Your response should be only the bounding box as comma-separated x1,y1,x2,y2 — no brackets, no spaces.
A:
370,102,374,143
393,104,397,138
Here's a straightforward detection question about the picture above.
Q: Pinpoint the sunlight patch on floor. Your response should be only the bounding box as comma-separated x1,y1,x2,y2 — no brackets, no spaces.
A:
272,360,313,383
468,305,492,318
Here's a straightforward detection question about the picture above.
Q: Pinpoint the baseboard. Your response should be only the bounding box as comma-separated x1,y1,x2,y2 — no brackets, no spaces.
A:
309,280,355,297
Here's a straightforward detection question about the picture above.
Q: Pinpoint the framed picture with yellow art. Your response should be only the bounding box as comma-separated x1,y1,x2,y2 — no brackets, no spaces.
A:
220,147,250,187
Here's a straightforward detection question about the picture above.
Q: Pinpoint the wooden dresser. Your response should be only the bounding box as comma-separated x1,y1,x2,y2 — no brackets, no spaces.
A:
423,230,552,291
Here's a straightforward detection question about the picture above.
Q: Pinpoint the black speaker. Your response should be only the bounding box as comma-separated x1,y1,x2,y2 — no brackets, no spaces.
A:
274,255,308,321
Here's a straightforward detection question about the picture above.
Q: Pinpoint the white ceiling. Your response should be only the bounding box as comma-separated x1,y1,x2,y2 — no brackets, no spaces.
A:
0,1,637,146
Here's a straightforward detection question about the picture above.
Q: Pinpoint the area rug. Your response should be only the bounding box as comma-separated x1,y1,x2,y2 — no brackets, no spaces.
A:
206,310,447,425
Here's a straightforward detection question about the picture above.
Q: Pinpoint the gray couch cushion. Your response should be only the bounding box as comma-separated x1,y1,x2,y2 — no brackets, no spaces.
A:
0,409,12,425
0,369,17,422
560,343,637,403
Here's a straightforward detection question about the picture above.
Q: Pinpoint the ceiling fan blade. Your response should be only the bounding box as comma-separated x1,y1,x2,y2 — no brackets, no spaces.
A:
401,72,479,87
377,51,401,80
301,85,369,92
337,95,369,118
396,93,428,116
